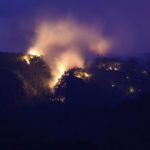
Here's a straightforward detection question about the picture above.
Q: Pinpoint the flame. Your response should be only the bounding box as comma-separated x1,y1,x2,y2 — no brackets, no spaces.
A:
98,62,121,71
28,49,41,57
129,87,135,93
50,64,66,90
26,18,112,92
21,49,41,65
49,51,84,92
21,55,35,64
21,55,31,64
74,70,91,80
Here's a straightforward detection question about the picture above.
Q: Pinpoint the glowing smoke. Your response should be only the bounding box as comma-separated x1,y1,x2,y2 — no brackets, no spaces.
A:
27,18,112,92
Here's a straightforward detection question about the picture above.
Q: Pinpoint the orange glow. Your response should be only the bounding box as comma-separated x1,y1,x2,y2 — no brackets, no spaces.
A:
28,49,41,57
26,18,112,92
50,64,66,91
98,62,121,71
21,49,41,65
74,70,91,80
129,87,135,93
49,51,84,92
21,55,34,64
21,55,30,64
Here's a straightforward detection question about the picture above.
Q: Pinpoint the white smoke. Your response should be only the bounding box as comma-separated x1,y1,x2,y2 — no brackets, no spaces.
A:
27,18,112,91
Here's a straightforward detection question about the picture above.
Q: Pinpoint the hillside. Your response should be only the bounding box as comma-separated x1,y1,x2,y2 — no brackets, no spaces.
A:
0,52,150,108
0,52,150,149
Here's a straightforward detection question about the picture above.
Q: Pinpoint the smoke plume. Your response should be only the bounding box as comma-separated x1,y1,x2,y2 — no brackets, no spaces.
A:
27,18,112,92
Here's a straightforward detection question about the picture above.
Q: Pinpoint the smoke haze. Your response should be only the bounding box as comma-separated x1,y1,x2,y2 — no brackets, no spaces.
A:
27,18,112,90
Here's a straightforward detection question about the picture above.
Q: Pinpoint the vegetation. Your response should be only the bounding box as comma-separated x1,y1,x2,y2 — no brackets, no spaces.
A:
0,52,150,149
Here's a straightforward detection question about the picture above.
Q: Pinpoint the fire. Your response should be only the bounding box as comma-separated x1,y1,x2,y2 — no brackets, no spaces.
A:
106,63,120,71
28,49,41,57
129,87,135,93
20,55,34,64
21,49,41,65
26,18,112,93
49,51,84,92
50,64,66,91
21,55,30,64
74,70,91,81
98,62,121,71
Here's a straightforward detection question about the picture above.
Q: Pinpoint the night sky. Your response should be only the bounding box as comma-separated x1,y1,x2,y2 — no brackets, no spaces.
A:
0,0,150,54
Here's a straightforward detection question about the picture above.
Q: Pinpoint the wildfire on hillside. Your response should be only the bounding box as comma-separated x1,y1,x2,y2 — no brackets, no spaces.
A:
28,49,41,57
18,51,150,103
98,62,121,71
74,70,91,81
18,18,150,103
20,55,34,64
20,50,41,65
25,19,112,92
129,87,135,93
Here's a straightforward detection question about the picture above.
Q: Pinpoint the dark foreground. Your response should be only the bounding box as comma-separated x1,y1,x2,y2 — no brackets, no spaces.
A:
0,93,150,150
0,52,150,149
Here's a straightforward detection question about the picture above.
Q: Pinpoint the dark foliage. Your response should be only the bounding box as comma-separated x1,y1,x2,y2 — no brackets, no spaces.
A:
0,52,150,150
